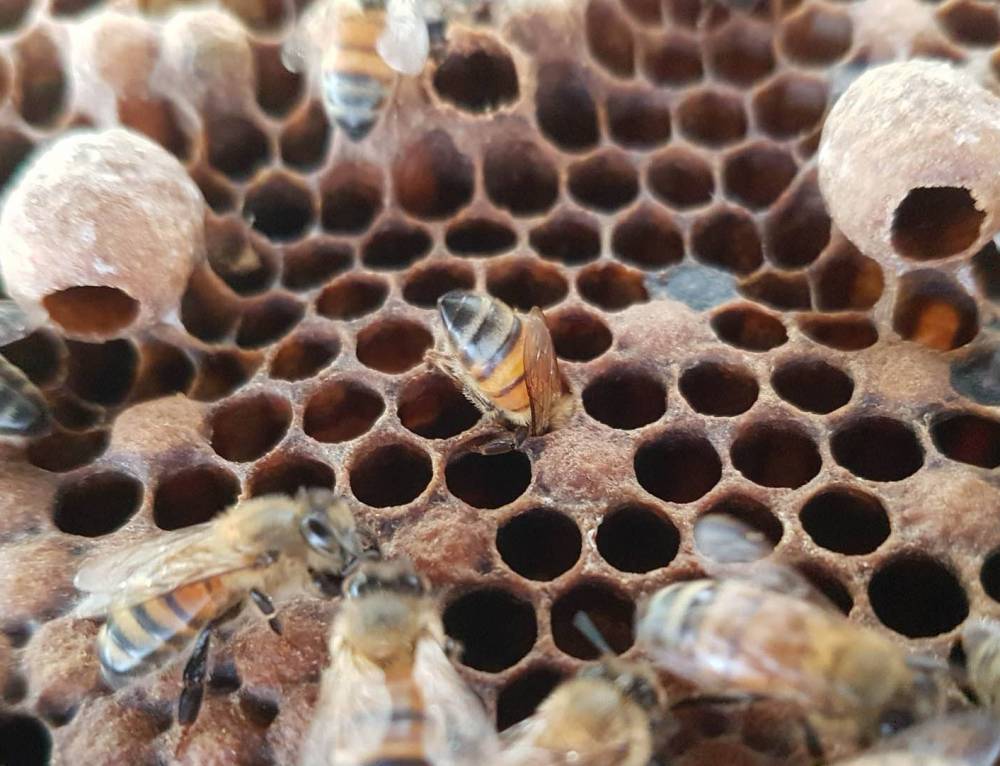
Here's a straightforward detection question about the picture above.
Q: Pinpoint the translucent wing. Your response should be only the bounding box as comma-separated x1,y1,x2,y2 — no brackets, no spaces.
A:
840,711,1000,766
0,299,35,346
377,0,429,75
499,715,633,766
522,307,560,436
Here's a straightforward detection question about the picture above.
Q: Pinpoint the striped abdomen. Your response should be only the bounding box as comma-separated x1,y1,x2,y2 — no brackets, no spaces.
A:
0,358,48,437
362,667,430,766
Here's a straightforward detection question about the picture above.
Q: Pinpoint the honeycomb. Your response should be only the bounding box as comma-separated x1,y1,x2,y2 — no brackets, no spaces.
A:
0,0,998,763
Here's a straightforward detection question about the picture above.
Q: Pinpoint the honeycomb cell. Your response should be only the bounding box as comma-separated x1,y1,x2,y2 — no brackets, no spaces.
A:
483,139,559,215
606,88,671,149
0,129,33,193
46,395,100,432
892,269,979,351
204,218,276,296
191,349,261,402
634,430,722,503
496,666,564,731
397,373,480,439
753,72,828,139
706,18,775,86
2,331,61,386
205,114,271,180
361,220,432,270
432,35,519,112
611,205,683,270
811,242,884,311
65,339,137,406
677,88,747,147
27,430,109,473
529,210,601,266
622,0,660,23
763,171,831,269
209,393,291,462
235,294,304,349
350,442,432,508
130,341,196,403
577,263,648,311
739,270,811,311
393,131,474,220
402,262,476,308
641,32,703,86
443,589,536,672
486,258,568,310
869,556,968,638
699,495,783,555
247,453,335,497
547,308,612,362
780,3,852,65
892,186,985,262
446,450,531,509
971,240,1000,301
596,504,679,573
679,359,759,416
319,161,384,234
929,411,1000,468
190,165,236,214
711,305,787,351
799,487,890,555
303,380,384,443
937,0,1000,46
53,471,142,537
279,101,330,171
731,421,821,489
831,416,924,482
771,357,853,414
0,715,50,765
0,0,30,30
269,332,340,381
13,28,66,127
568,150,639,213
585,0,635,78
446,217,518,257
153,464,240,530
722,142,797,210
647,147,714,210
551,581,634,660
117,97,193,162
982,549,1000,603
356,318,433,374
221,0,286,31
582,367,666,429
496,508,581,581
692,206,763,275
315,274,388,321
243,173,316,242
799,315,879,351
252,42,303,117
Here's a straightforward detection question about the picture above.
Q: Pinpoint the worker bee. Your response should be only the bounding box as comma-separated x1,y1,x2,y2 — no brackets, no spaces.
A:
0,298,49,438
834,711,1000,766
301,557,500,766
426,290,572,453
961,618,1000,713
73,488,365,725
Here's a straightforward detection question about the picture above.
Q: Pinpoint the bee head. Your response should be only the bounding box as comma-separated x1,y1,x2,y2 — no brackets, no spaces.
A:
580,657,663,714
344,559,428,601
297,488,370,565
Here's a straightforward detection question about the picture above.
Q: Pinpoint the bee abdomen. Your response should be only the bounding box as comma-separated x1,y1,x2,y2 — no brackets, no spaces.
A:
0,360,49,437
322,71,389,141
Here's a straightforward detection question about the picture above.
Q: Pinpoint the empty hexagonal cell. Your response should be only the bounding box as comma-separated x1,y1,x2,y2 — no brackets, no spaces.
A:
497,508,581,581
892,270,979,351
780,4,852,65
763,171,831,269
209,393,291,462
606,87,671,149
611,205,683,270
869,555,968,638
443,588,536,672
641,32,703,86
496,666,564,731
304,379,384,443
130,341,196,403
811,242,884,311
753,72,828,139
771,358,853,414
930,411,1000,468
529,210,601,266
705,17,774,86
0,0,30,30
446,450,531,509
484,139,559,215
432,34,518,112
577,263,648,312
315,273,388,321
252,41,304,117
397,373,480,439
154,464,240,530
711,305,787,351
799,315,879,351
402,262,476,308
118,96,193,162
937,0,1000,46
3,331,62,387
279,101,330,171
692,207,763,275
647,147,714,210
269,332,340,381
356,319,433,374
53,471,143,537
13,28,66,127
361,220,433,270
982,549,1000,603
698,495,783,559
634,430,722,503
731,421,821,489
799,487,890,555
446,217,518,257
350,441,432,507
27,429,109,473
319,161,383,234
679,359,759,416
585,0,635,78
892,186,985,262
66,339,137,406
205,114,271,180
722,142,797,210
0,715,50,764
204,217,276,296
247,452,335,497
568,151,639,213
583,367,666,429
243,173,316,242
551,581,634,660
677,88,747,147
190,349,262,402
190,165,237,214
235,294,304,349
547,308,612,362
393,130,474,220
486,258,568,311
831,416,924,482
972,240,1000,301
536,60,600,151
0,128,33,193
597,504,679,573
739,270,811,311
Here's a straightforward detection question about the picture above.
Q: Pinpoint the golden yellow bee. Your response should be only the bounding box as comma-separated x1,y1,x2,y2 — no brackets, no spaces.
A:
0,299,49,437
426,290,572,452
961,617,1000,713
73,489,364,725
834,711,1000,766
301,557,499,765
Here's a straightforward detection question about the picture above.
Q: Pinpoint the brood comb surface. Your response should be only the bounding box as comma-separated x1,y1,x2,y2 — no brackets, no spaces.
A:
0,0,998,764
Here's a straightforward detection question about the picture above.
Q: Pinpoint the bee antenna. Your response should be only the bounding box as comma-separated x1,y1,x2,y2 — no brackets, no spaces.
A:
573,612,614,656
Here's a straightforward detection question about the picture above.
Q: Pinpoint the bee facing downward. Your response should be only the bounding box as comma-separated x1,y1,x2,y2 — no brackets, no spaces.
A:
426,290,572,453
74,489,364,725
0,298,50,438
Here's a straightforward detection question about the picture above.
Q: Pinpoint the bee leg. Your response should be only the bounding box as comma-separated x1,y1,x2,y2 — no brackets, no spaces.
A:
799,715,825,764
178,627,212,726
249,588,282,635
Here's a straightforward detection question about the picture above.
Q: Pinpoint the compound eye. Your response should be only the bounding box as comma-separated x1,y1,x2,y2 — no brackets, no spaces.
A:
401,573,424,595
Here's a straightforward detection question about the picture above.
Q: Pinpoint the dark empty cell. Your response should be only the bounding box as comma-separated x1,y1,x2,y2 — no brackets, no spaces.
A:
753,73,828,139
236,295,304,348
529,211,601,266
577,263,648,311
634,430,722,503
692,207,763,275
0,52,8,105
567,151,639,213
65,339,137,406
647,147,714,210
731,421,822,489
129,340,196,402
209,393,292,462
0,0,30,30
397,373,480,439
706,18,775,85
982,549,1000,603
443,588,536,672
536,60,600,149
800,487,890,555
253,41,303,116
551,581,634,660
239,692,280,729
764,171,831,269
190,349,261,402
361,220,433,269
622,0,660,23
548,309,612,362
0,714,51,766
446,450,531,509
350,442,432,507
315,274,388,321
27,429,109,473
597,505,679,573
585,0,635,78
205,114,270,180
937,0,1000,46
118,96,192,161
393,130,474,219
47,395,101,432
606,88,671,149
739,270,811,311
279,100,330,170
319,161,383,234
831,417,924,482
892,269,979,351
677,89,747,147
679,359,758,416
711,306,787,351
892,186,985,261
303,380,384,442
402,262,476,308
972,240,1000,301
269,333,340,381
869,556,968,638
248,453,335,497
497,509,581,581
1,331,61,387
153,464,240,530
483,139,559,215
799,315,878,351
486,259,568,311
53,471,142,537
611,205,684,270
14,29,65,126
930,411,1000,469
951,345,1000,406
771,358,853,414
446,217,518,256
812,243,884,311
355,318,433,374
496,666,564,731
722,143,797,210
284,239,353,291
0,129,32,193
583,368,666,429
699,495,783,554
432,35,518,112
641,32,703,86
190,165,236,214
204,217,276,296
243,174,315,242
780,4,853,65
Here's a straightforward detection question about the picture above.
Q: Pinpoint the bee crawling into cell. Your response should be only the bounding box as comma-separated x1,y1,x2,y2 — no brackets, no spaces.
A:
73,489,366,726
0,298,50,438
426,290,573,454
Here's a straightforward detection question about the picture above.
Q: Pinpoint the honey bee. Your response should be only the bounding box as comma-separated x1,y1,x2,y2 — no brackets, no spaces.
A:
834,711,1000,766
426,290,572,453
961,618,1000,713
0,298,49,438
301,557,500,766
73,488,364,725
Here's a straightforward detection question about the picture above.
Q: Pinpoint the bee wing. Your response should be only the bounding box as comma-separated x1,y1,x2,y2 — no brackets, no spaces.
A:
522,307,560,436
0,299,36,346
377,0,430,75
498,716,631,766
848,711,1000,766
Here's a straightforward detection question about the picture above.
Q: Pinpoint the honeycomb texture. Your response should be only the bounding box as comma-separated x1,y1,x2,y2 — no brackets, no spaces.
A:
0,0,998,763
